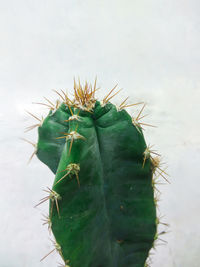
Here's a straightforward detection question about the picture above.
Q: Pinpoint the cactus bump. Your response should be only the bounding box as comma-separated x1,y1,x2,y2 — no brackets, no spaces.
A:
25,79,169,267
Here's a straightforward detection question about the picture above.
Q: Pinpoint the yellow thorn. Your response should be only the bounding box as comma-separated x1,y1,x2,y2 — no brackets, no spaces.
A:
122,102,144,109
68,137,74,156
55,198,60,218
52,89,65,101
41,214,52,233
25,110,41,122
77,109,80,116
55,136,68,139
74,77,77,90
93,76,97,92
75,124,79,132
21,138,36,147
55,171,70,185
142,153,147,168
136,103,146,120
106,88,122,103
103,84,118,102
157,166,169,177
28,150,37,164
40,248,56,262
60,89,68,99
64,114,81,123
35,188,61,217
24,124,40,133
75,173,80,187
143,145,161,168
43,97,54,107
140,122,157,128
67,103,74,116
34,197,49,208
32,102,53,109
156,216,170,227
56,163,80,187
139,113,149,120
156,168,170,184
21,138,37,164
78,77,81,89
119,96,129,108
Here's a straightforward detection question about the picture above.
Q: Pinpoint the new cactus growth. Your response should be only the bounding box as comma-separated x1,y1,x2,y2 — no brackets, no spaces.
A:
25,79,169,267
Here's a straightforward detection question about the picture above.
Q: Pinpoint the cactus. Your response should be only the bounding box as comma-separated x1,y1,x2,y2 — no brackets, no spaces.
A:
26,79,169,267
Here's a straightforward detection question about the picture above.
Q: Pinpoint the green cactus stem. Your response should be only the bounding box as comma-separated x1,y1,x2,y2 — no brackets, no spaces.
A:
29,79,168,267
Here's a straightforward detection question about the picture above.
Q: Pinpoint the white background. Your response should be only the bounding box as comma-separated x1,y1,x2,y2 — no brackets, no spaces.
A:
0,1,200,266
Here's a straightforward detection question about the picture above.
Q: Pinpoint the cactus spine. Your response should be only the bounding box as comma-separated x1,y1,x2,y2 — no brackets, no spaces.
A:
26,79,168,267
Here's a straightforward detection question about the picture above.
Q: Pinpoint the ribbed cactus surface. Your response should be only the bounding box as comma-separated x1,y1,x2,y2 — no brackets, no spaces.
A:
32,80,163,267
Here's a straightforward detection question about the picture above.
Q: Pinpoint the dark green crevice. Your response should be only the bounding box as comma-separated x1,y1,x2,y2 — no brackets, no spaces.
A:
92,116,114,266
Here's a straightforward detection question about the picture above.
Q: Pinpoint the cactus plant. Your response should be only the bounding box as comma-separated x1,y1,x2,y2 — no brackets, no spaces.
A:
25,79,169,267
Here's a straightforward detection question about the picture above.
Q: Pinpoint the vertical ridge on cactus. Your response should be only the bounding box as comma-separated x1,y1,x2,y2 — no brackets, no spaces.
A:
26,79,169,267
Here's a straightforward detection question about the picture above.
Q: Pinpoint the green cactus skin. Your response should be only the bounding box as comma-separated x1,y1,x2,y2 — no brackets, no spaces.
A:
36,102,70,174
34,81,159,267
